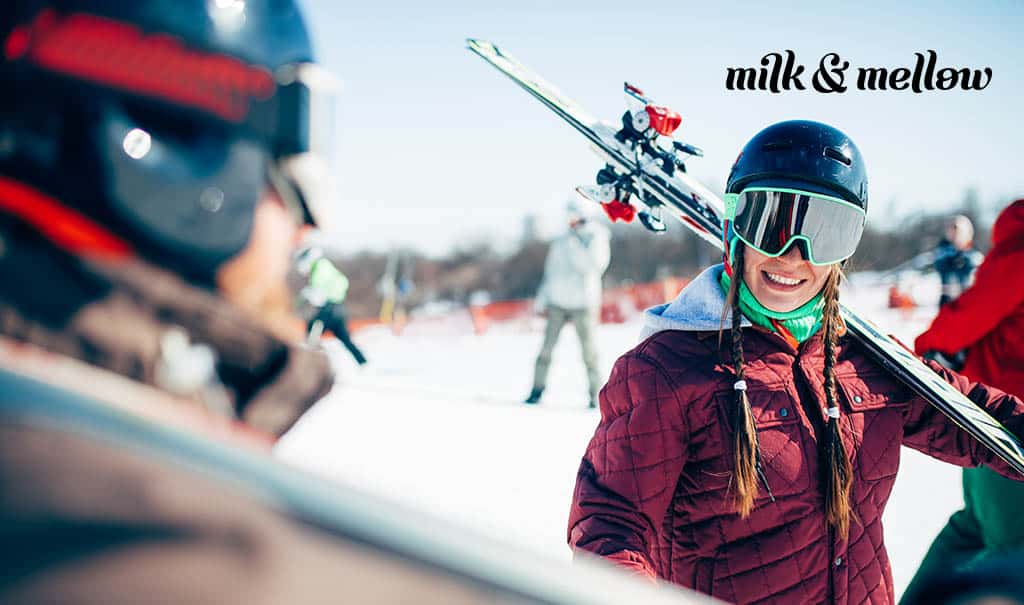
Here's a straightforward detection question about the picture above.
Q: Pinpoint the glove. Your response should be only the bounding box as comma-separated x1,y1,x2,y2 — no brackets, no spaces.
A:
922,350,967,372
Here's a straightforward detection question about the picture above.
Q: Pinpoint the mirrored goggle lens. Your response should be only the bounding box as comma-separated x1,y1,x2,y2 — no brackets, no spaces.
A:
733,189,866,265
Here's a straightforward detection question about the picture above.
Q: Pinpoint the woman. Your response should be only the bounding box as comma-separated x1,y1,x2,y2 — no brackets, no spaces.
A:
567,121,1024,604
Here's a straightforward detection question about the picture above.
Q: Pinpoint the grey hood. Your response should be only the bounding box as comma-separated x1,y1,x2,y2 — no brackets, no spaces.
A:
639,264,751,341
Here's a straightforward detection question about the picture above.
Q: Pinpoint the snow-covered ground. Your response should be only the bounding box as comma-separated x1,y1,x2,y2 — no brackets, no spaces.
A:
277,271,958,600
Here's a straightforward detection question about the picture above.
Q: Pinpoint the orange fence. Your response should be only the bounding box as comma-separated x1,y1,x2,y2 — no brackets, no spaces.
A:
599,277,691,324
349,276,692,335
468,277,691,334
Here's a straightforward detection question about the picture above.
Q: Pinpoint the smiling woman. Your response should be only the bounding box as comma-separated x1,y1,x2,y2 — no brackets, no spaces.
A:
566,120,1024,605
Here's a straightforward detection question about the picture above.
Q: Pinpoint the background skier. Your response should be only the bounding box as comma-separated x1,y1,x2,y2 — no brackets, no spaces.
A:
567,121,1024,604
934,214,984,307
292,244,368,365
902,199,1024,604
525,198,610,408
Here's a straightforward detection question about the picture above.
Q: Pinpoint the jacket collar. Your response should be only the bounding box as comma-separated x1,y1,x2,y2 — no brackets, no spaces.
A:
640,264,833,359
639,264,751,341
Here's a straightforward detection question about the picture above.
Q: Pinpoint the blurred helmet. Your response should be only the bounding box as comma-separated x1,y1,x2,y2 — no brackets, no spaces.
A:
0,0,338,283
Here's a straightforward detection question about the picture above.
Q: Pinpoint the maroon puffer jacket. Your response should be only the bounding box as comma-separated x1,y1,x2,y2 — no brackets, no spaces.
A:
567,266,1024,605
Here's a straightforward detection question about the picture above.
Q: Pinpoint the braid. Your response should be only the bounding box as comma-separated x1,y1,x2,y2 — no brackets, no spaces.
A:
725,247,760,517
821,267,855,539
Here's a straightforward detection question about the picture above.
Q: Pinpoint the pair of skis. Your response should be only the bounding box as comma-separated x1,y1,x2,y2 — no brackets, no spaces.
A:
466,39,1024,475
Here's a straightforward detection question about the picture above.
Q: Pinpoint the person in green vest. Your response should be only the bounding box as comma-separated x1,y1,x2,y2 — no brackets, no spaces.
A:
293,245,368,365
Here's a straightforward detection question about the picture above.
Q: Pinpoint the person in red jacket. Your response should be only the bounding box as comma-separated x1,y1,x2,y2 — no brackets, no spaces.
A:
902,199,1024,604
915,200,1024,397
567,122,1024,605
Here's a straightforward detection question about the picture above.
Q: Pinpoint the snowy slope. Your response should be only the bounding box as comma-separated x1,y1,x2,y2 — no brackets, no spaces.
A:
276,272,960,600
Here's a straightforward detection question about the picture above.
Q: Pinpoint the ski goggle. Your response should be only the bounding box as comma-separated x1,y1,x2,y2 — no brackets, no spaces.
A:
725,187,866,265
251,63,340,231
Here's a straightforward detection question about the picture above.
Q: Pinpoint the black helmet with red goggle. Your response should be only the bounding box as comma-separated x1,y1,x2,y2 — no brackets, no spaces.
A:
0,0,337,283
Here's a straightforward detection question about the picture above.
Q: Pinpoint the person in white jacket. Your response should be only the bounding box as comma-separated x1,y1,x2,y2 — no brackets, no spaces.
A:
525,200,611,408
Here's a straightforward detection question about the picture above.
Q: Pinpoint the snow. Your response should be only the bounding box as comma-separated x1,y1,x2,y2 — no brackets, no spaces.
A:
276,272,962,600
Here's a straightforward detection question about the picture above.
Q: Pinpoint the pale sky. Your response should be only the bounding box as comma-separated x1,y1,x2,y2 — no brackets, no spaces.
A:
301,0,1024,255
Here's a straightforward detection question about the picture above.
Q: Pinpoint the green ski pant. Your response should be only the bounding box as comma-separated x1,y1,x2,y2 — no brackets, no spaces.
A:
900,465,1024,604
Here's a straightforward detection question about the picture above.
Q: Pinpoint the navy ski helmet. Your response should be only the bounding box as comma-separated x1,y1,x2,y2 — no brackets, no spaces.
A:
0,0,337,284
726,120,868,210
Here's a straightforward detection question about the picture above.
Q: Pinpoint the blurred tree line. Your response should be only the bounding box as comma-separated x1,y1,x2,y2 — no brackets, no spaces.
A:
330,188,1000,319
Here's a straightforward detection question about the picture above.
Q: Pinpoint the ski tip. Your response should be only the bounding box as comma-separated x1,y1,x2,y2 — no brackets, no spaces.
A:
465,38,509,62
466,38,492,52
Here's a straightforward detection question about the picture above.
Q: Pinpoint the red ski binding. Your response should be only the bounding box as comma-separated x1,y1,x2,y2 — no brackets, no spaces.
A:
645,105,682,137
601,200,636,223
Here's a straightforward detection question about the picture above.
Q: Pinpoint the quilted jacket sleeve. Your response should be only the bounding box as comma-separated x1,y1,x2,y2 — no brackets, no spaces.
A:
902,360,1024,481
567,351,691,579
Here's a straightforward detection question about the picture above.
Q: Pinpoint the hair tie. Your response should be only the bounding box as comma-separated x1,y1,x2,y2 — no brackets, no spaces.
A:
826,406,840,419
733,380,748,392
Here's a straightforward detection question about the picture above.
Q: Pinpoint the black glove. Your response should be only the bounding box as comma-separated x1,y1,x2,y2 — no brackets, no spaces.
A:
922,349,967,372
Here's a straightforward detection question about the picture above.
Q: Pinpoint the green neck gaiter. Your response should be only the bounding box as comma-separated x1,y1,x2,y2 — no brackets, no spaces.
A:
719,268,824,344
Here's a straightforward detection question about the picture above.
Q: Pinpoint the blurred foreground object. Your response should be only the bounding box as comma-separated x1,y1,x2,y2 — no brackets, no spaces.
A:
0,0,341,437
0,364,721,604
